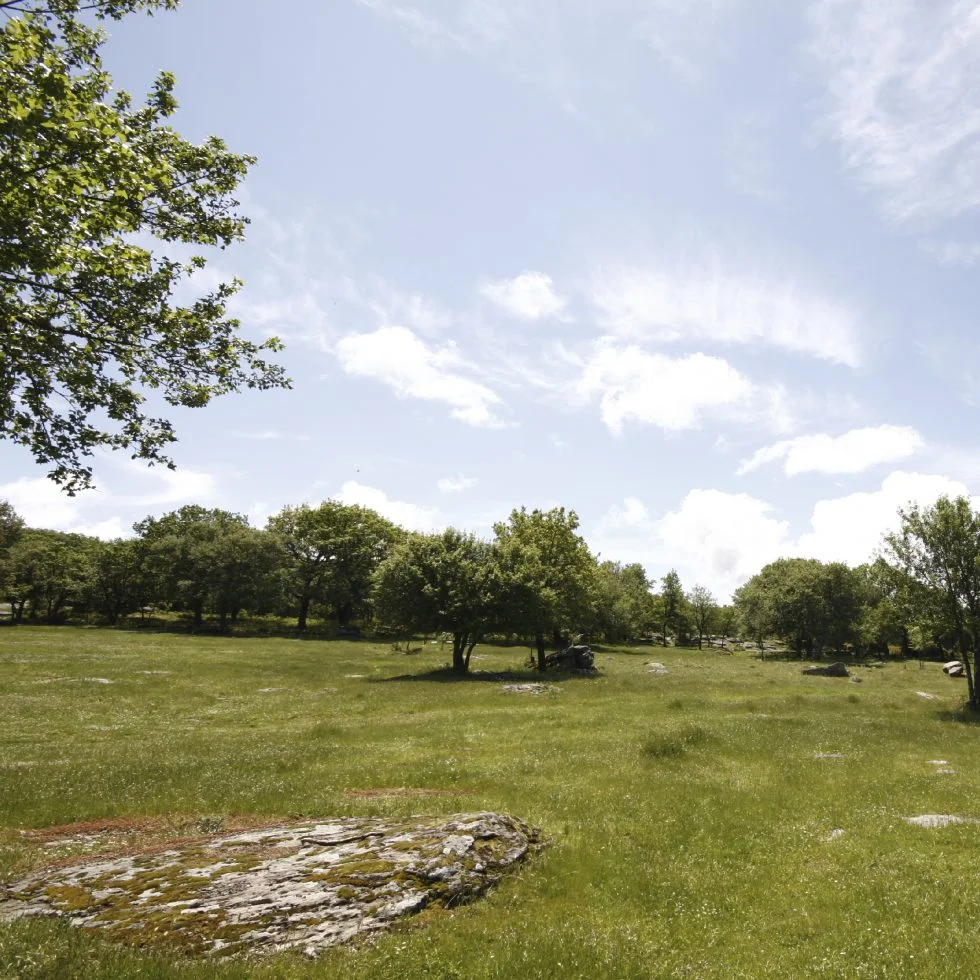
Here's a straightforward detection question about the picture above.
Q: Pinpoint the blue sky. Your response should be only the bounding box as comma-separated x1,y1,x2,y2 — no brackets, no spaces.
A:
4,0,980,599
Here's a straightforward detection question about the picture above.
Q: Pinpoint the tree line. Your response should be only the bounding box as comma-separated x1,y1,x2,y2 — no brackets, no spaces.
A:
0,499,728,669
3,495,980,694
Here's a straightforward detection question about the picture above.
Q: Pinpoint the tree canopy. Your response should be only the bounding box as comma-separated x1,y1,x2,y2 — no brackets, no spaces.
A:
0,0,287,490
372,529,506,675
493,507,598,671
267,502,401,630
883,496,980,708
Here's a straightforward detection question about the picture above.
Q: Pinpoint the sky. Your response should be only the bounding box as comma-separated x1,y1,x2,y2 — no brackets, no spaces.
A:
4,0,980,600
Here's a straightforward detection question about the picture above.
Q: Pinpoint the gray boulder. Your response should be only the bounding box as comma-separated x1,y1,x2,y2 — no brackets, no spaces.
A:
0,812,544,958
543,644,595,670
943,660,966,677
802,662,849,677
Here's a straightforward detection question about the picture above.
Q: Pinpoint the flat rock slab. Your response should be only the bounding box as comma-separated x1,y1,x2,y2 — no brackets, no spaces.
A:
0,812,543,958
905,814,980,828
501,684,555,695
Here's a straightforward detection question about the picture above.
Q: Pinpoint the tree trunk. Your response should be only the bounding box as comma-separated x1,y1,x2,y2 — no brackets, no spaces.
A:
962,633,977,710
697,631,703,649
535,633,546,672
452,634,468,676
337,601,353,626
297,594,311,631
192,604,203,630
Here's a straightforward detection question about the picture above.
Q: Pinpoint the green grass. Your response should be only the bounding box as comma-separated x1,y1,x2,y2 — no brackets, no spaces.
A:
1,628,978,978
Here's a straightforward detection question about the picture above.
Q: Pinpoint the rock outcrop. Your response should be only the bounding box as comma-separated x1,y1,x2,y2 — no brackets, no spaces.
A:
802,662,849,677
543,644,595,671
0,812,544,958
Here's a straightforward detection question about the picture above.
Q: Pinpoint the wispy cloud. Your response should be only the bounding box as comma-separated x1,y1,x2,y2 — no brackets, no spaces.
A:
592,260,862,366
353,0,513,53
738,424,924,476
353,0,745,112
809,0,980,224
335,325,505,427
726,112,780,201
437,475,478,493
233,431,313,443
921,239,980,267
480,271,569,321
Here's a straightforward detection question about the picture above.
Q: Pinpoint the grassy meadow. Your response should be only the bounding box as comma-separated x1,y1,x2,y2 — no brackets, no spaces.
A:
1,627,980,978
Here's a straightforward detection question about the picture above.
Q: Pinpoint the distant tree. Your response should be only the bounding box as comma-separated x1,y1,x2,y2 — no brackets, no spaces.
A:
0,0,288,491
593,561,658,642
372,529,504,675
267,502,401,630
0,501,23,552
856,560,913,656
714,604,736,644
493,508,598,670
0,500,24,603
883,496,980,708
4,528,96,622
688,584,715,649
733,558,865,658
136,506,279,628
732,578,771,655
91,537,151,624
660,569,684,646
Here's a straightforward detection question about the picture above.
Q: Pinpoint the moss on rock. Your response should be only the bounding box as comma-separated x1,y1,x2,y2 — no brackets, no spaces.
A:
0,813,544,958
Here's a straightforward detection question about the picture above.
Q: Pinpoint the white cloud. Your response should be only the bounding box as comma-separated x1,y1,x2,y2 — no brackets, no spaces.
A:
115,463,219,508
809,0,980,223
580,342,754,434
738,425,924,476
0,477,90,530
333,480,439,531
335,326,504,427
437,475,478,494
595,470,979,599
656,489,793,595
480,272,569,321
797,471,980,566
0,478,129,539
592,262,862,366
596,496,656,535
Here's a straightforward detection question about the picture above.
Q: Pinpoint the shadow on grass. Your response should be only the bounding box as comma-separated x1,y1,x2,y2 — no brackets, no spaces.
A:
935,706,980,726
373,667,601,684
751,650,892,669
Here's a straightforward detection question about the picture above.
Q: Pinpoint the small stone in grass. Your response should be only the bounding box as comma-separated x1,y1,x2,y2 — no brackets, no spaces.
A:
906,814,978,828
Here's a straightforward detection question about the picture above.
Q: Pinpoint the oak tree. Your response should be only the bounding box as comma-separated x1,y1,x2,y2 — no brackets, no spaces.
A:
0,0,287,490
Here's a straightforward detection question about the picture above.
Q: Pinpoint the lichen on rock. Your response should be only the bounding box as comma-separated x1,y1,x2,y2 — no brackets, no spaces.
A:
0,812,544,958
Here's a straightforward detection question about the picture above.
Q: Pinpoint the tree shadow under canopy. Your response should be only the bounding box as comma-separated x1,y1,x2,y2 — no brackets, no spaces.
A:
373,667,601,684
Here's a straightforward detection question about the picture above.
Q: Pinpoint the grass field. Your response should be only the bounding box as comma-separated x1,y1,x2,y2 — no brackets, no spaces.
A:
1,628,979,979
